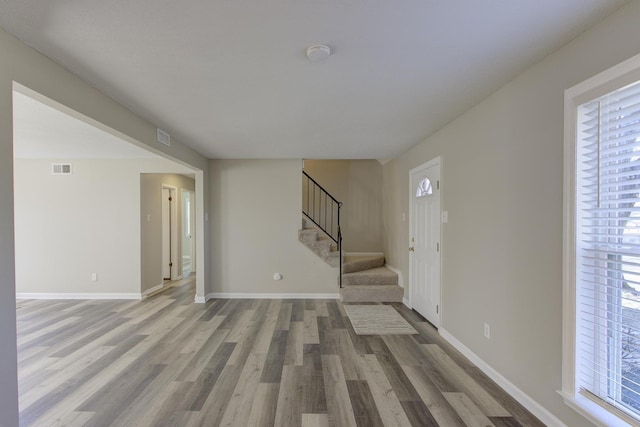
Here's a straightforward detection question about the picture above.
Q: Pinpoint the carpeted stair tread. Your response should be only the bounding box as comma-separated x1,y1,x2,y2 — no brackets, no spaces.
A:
300,216,401,302
342,266,398,286
340,284,404,303
343,255,385,273
298,224,342,267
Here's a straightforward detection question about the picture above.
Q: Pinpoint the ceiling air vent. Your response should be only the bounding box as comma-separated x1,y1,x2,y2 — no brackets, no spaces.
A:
52,163,72,175
157,128,171,147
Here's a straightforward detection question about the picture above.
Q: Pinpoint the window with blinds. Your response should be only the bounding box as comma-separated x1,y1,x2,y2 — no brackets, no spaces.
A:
576,78,640,421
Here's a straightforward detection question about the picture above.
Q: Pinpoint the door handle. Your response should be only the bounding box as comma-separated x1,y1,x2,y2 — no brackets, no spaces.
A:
409,247,415,252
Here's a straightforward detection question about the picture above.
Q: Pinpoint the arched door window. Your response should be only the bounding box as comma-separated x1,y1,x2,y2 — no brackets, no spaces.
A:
416,178,433,197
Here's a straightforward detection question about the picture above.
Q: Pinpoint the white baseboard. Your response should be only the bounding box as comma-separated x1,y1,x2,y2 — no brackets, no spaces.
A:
439,328,567,427
403,297,411,308
16,292,142,300
204,292,340,301
194,295,206,303
143,283,165,297
385,263,403,288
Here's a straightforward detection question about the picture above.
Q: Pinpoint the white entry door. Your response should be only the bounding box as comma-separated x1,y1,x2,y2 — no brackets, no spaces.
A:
409,158,441,327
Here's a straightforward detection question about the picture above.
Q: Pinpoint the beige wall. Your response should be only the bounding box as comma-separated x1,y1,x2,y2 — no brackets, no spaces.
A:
0,26,209,423
383,2,640,426
14,159,194,296
303,160,384,253
209,159,338,295
140,173,195,292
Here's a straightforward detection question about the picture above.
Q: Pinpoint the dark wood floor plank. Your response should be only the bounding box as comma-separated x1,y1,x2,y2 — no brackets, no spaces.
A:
360,353,413,426
192,363,244,426
420,344,510,417
78,363,166,423
346,380,384,427
274,365,304,427
302,344,328,414
260,329,289,383
317,316,338,355
199,298,228,321
275,302,293,331
291,300,305,322
49,316,129,358
489,416,524,427
335,329,366,380
375,351,423,402
250,299,281,355
344,318,372,355
189,341,236,410
326,301,346,329
382,334,428,367
16,280,545,427
284,321,304,366
19,333,147,426
175,327,230,382
219,352,266,426
402,364,468,427
303,309,320,345
321,355,357,427
401,400,440,427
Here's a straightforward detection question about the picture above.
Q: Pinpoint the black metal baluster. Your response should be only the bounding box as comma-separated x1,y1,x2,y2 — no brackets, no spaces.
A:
301,171,343,287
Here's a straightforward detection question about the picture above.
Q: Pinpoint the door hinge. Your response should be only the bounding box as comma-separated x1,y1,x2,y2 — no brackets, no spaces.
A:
436,305,439,314
436,243,440,252
437,180,440,190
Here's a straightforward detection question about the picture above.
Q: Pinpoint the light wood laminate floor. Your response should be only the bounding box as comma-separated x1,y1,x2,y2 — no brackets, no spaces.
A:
16,279,544,426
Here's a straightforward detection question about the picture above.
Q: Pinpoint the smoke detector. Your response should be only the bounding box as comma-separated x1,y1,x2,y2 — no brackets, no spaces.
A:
306,45,331,62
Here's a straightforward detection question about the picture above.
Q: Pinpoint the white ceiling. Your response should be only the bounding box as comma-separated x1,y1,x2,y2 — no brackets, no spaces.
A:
0,0,629,159
13,90,160,159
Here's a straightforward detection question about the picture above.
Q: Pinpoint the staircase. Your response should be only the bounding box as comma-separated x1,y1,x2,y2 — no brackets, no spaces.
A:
298,218,404,302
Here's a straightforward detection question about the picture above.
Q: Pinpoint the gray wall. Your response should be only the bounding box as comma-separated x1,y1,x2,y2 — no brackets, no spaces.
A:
303,160,384,253
0,25,208,425
382,2,640,426
140,173,195,293
13,158,193,296
209,159,338,295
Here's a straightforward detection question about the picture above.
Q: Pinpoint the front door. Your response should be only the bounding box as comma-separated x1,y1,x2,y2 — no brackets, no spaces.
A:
409,158,441,327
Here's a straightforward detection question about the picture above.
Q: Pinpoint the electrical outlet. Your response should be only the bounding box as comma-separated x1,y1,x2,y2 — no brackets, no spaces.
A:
484,323,491,339
91,273,98,282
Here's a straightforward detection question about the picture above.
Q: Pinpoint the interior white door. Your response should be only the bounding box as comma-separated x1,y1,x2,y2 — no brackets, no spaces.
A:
181,190,194,277
410,159,441,327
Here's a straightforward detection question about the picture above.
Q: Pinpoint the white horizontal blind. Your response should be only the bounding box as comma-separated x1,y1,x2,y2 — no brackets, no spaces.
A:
576,79,640,421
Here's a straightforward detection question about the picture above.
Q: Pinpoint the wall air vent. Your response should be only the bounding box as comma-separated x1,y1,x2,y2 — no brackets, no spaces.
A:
157,128,171,147
51,163,72,175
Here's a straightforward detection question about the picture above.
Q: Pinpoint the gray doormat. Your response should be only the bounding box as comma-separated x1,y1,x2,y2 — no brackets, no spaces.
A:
344,304,418,335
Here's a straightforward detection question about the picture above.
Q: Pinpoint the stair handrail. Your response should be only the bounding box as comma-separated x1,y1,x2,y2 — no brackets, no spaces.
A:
302,171,344,288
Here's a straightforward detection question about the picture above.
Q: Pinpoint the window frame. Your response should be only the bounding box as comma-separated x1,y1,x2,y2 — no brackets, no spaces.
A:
563,52,640,427
416,177,433,197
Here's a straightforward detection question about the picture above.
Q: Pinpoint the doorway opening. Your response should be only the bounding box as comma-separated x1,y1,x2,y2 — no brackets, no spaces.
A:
12,82,205,301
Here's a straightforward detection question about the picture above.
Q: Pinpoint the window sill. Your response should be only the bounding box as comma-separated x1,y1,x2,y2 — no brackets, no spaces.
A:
558,391,638,427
